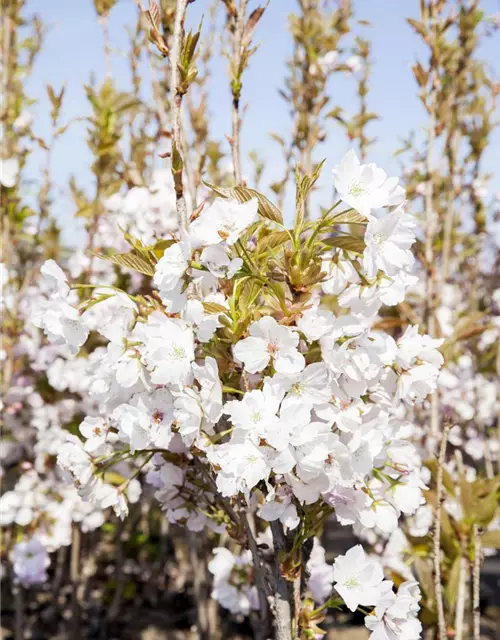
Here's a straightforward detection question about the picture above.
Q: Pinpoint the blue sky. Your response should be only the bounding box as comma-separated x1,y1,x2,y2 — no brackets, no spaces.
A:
24,0,500,243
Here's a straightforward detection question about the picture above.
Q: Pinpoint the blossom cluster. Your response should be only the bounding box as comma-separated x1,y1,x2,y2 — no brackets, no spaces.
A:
28,150,443,636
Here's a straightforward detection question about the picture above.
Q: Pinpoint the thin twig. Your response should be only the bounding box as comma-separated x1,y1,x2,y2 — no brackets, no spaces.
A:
423,57,440,443
472,524,481,640
496,338,500,474
441,132,459,281
433,423,449,640
70,525,82,640
454,555,467,640
230,0,248,184
189,532,214,640
170,0,190,233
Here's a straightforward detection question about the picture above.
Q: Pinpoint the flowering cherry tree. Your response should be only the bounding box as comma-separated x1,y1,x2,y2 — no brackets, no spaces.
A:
32,148,443,639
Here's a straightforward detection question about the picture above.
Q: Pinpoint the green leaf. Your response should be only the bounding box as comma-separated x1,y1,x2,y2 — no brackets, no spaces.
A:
323,236,366,253
120,226,146,251
144,238,176,258
203,181,283,224
295,160,326,233
322,596,344,611
95,251,155,276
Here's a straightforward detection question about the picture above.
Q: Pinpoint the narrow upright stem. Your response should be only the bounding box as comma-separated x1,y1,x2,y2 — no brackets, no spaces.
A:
433,424,449,640
424,93,440,443
441,132,459,282
454,555,467,640
70,526,82,640
231,0,248,184
472,524,481,640
170,0,190,232
497,338,500,474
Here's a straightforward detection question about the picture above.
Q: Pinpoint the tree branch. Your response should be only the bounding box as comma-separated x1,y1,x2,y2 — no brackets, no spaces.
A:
170,0,189,233
230,0,248,184
269,521,294,640
433,423,449,640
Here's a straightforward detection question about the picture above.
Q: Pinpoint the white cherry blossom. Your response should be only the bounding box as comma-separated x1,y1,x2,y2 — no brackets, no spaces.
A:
333,544,386,612
233,316,305,375
333,150,405,219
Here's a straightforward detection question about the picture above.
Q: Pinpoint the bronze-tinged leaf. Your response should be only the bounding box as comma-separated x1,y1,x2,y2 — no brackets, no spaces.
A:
440,508,460,559
407,18,427,38
232,186,283,225
445,555,462,609
95,251,155,277
471,477,500,527
236,277,254,317
329,208,368,225
482,530,500,549
257,230,290,252
202,302,228,315
323,235,366,253
412,62,428,88
372,317,407,331
203,181,283,224
413,557,434,602
146,1,161,31
202,180,229,199
243,7,266,47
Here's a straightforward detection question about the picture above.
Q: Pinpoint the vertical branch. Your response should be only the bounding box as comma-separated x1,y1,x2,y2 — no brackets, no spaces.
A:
180,107,198,207
223,0,267,185
433,423,449,640
472,524,481,640
355,38,373,162
269,521,293,640
230,0,248,184
70,525,82,640
241,511,272,634
497,338,500,474
274,0,352,215
454,555,467,640
189,532,214,640
424,77,440,442
441,133,458,282
170,0,189,233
